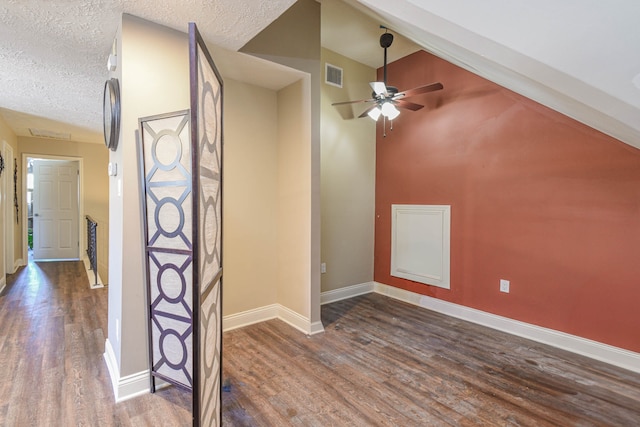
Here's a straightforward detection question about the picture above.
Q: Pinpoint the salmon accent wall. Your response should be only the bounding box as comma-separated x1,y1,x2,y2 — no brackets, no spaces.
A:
374,51,640,353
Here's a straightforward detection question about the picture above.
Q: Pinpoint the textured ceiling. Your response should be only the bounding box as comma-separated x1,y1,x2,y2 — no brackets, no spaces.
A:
0,0,297,144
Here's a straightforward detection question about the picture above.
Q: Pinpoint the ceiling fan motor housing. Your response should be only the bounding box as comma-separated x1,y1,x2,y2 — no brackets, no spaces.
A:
380,32,394,48
372,85,398,99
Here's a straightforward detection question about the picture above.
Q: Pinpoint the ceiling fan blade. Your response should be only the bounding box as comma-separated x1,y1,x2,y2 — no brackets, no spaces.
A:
358,105,379,119
370,81,387,96
394,99,424,111
332,98,375,106
395,82,443,99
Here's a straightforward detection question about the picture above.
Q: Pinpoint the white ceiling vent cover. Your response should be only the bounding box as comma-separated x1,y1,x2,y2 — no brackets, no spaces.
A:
325,63,343,88
29,128,71,140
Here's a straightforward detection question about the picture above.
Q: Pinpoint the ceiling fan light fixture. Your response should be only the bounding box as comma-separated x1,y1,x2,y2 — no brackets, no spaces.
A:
368,106,382,121
381,102,400,120
331,28,442,124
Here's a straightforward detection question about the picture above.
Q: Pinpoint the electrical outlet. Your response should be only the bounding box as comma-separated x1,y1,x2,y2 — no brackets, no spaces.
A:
500,279,510,293
321,263,326,274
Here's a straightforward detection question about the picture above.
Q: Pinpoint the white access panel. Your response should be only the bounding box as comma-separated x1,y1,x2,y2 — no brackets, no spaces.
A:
391,204,451,289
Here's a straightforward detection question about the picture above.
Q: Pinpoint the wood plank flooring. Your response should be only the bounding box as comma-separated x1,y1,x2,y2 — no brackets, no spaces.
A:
222,296,640,426
0,261,191,426
2,260,640,426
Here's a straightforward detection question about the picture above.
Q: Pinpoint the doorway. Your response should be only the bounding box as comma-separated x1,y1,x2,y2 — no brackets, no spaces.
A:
24,155,83,262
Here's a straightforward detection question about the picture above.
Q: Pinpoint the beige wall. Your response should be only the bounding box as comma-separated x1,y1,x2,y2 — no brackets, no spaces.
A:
18,136,109,282
0,114,18,153
222,79,280,314
222,77,315,321
0,115,18,286
320,48,376,292
241,0,322,327
277,78,313,317
109,14,190,376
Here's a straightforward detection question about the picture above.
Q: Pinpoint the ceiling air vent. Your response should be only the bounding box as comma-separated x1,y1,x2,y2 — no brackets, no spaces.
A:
325,63,343,88
29,128,71,140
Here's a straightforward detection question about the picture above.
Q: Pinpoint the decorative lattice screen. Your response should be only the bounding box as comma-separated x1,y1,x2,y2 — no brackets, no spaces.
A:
138,22,224,427
139,111,194,390
190,23,223,427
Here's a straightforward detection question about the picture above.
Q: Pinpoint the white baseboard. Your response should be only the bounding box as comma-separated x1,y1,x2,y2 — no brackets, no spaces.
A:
321,282,375,305
278,304,325,335
13,259,24,273
83,255,104,289
103,338,151,402
309,321,325,336
319,281,640,374
223,304,279,332
0,276,5,294
372,282,640,374
223,304,324,335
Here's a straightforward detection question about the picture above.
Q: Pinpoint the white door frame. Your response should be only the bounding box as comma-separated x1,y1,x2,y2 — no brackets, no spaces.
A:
22,153,84,264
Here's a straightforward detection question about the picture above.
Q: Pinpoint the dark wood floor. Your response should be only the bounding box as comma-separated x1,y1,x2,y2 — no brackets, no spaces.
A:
0,261,191,426
2,261,640,426
223,296,640,426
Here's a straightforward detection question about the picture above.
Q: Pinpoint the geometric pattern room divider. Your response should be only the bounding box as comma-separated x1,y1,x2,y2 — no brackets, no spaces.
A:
138,22,223,427
189,22,223,427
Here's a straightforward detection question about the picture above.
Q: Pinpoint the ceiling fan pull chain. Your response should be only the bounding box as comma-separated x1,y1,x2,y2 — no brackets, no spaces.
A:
383,115,387,137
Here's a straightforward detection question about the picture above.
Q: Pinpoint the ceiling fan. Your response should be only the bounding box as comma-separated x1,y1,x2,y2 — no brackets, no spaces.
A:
332,27,443,132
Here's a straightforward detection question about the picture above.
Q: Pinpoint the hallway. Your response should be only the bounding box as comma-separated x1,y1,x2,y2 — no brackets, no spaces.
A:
0,261,191,426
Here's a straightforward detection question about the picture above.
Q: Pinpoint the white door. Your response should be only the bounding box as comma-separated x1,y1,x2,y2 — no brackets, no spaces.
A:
33,160,79,260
